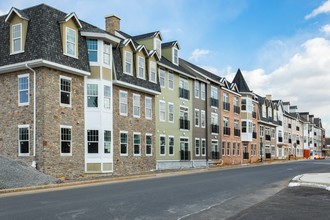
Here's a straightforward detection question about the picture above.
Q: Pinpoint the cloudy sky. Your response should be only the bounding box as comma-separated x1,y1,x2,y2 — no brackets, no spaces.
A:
1,0,329,135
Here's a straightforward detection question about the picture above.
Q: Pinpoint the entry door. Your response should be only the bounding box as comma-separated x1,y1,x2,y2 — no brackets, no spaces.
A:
180,138,189,160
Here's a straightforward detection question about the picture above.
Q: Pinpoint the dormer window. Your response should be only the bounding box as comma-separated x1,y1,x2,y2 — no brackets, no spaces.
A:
87,39,98,62
155,38,161,57
66,27,76,57
138,56,145,79
103,42,111,65
173,48,179,65
12,23,22,53
124,51,132,75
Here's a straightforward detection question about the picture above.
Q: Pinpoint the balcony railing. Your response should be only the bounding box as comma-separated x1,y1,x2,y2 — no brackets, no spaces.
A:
179,119,190,130
234,128,240,137
223,127,230,135
211,151,220,160
265,135,271,141
223,102,230,111
253,132,257,139
210,98,219,107
252,111,257,119
180,150,190,161
211,124,219,133
278,137,283,142
234,105,240,114
179,88,190,100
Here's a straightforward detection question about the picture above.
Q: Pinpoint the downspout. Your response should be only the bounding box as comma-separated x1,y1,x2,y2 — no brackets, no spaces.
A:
26,64,36,158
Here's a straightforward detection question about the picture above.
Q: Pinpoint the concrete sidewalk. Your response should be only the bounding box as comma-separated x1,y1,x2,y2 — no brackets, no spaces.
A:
289,173,330,191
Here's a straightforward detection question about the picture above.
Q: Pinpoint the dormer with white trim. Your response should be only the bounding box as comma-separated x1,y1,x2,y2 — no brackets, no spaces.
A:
162,41,180,66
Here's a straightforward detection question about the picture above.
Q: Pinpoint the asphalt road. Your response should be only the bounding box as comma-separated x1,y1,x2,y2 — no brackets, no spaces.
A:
1,160,329,220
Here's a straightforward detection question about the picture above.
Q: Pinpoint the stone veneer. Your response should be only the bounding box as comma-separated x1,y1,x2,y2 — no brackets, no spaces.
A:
112,85,156,175
0,67,85,178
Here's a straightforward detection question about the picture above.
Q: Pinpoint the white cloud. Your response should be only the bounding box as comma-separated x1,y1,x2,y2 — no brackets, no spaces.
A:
189,49,210,62
305,0,330,19
320,24,330,35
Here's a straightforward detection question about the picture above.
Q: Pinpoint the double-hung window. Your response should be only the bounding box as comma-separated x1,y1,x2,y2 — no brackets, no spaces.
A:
155,38,161,57
104,130,111,154
87,39,98,62
201,110,206,128
145,97,152,119
173,48,179,65
146,134,152,156
66,27,76,57
201,139,206,156
201,83,205,100
87,84,98,108
138,56,145,79
18,74,29,106
125,51,132,74
133,94,140,117
87,130,99,153
18,125,29,156
159,69,166,88
168,72,174,89
149,62,157,83
159,101,166,122
169,136,174,156
60,76,71,106
133,133,141,156
12,23,22,53
168,103,174,123
103,42,111,65
195,138,200,156
194,109,200,127
195,81,199,98
160,136,166,155
60,126,72,156
119,91,128,116
104,85,111,110
120,131,128,155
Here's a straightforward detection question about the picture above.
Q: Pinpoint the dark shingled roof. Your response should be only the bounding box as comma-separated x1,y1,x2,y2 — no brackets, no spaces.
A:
160,57,194,78
133,31,159,41
0,4,90,72
162,41,178,48
232,68,251,92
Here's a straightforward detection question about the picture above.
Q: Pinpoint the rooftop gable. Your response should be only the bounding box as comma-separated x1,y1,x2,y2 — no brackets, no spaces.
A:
59,12,82,28
133,31,163,41
162,41,180,50
5,7,29,22
232,68,251,93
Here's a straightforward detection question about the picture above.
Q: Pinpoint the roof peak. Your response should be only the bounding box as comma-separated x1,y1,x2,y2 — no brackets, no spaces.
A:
232,68,251,93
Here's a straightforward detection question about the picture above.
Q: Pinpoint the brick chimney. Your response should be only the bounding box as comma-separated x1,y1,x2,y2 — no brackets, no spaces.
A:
105,15,120,34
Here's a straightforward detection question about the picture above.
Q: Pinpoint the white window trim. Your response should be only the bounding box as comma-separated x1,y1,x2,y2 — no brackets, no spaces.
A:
103,85,111,111
145,133,153,156
145,97,152,120
201,138,206,156
133,93,141,118
195,138,200,156
211,86,218,109
87,83,99,109
60,125,72,156
194,109,200,128
124,51,133,75
103,42,112,67
119,90,128,116
201,110,206,128
137,56,145,79
103,130,112,155
65,27,77,58
168,135,174,156
194,81,199,99
159,69,166,88
160,135,166,156
149,61,157,83
120,131,128,156
168,102,174,123
18,124,30,156
154,38,161,57
59,75,72,107
18,73,29,106
159,100,166,122
173,48,179,65
133,132,141,156
201,83,206,101
87,39,98,63
168,72,174,90
11,23,23,54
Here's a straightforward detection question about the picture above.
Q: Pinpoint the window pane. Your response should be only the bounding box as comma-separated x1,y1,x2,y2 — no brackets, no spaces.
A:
20,141,29,154
19,91,28,103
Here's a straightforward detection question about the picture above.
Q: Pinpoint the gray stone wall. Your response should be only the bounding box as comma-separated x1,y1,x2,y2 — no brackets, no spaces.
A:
113,85,156,175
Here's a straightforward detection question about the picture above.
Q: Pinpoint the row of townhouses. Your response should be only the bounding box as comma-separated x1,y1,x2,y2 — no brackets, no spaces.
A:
0,4,327,178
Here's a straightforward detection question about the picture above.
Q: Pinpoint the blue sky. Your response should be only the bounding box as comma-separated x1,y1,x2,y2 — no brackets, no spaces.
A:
1,0,330,135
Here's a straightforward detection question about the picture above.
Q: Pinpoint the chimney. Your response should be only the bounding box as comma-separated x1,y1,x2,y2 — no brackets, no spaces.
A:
105,15,120,34
266,94,272,100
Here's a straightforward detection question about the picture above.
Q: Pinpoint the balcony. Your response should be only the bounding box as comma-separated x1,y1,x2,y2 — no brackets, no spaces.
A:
252,111,257,119
234,128,240,137
278,137,283,142
289,139,292,144
253,132,257,139
211,151,220,160
223,127,231,135
180,150,190,161
234,105,240,114
179,88,190,100
211,124,219,133
179,119,190,130
223,102,230,111
210,98,219,108
265,135,271,141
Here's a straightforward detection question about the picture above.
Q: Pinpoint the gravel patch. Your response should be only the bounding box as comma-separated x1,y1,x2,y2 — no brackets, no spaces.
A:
0,155,60,189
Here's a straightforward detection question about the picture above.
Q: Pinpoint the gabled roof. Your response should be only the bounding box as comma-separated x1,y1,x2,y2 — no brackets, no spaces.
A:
5,7,29,22
162,41,180,50
232,68,251,93
133,31,163,41
58,12,82,28
159,57,194,78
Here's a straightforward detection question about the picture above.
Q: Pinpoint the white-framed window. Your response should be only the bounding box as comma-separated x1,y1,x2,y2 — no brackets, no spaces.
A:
237,143,241,156
138,56,145,79
12,23,22,53
262,104,266,117
120,131,128,156
104,85,111,110
87,84,98,108
168,103,174,123
159,69,166,88
66,27,76,57
179,78,189,100
104,130,111,154
149,61,157,83
173,48,179,65
223,93,229,103
159,100,166,122
18,125,29,156
87,39,98,62
223,117,229,127
222,141,226,155
60,125,72,156
103,42,111,65
195,138,200,156
155,38,161,57
168,72,174,90
211,113,218,125
201,110,206,128
211,86,218,108
201,83,205,100
195,109,200,127
169,136,174,156
241,98,247,111
133,133,141,156
60,76,71,107
124,51,132,75
133,94,140,118
87,130,99,154
260,125,264,137
271,128,275,139
119,90,128,116
18,74,29,106
268,107,272,118
201,139,206,156
227,142,231,156
145,97,152,119
180,106,189,130
146,134,152,156
195,81,200,98
160,135,166,156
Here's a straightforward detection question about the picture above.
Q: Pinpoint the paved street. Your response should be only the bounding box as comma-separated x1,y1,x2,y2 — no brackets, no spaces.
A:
1,160,330,220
